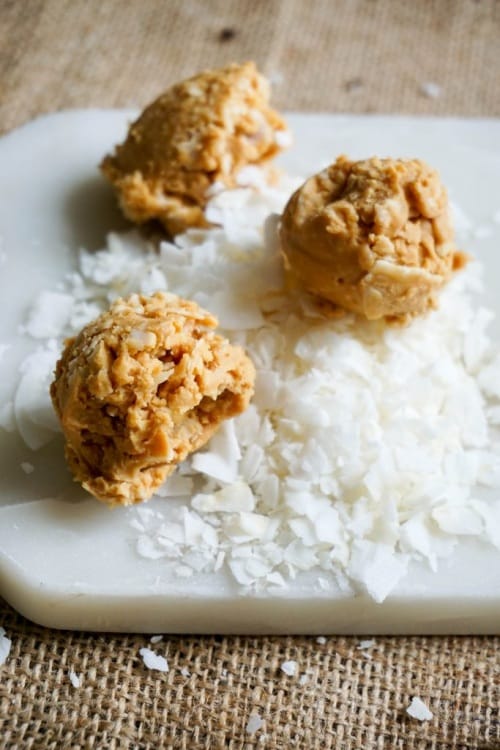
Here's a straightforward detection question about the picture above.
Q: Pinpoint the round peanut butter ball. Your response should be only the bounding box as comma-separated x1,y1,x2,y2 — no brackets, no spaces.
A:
50,292,255,506
101,61,290,236
280,156,467,322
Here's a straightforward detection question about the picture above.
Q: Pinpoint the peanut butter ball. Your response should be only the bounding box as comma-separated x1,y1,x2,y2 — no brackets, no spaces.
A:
101,61,290,236
280,156,467,322
50,293,255,506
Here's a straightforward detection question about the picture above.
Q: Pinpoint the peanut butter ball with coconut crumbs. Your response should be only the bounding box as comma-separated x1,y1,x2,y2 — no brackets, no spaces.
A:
50,292,255,506
101,61,290,236
280,156,468,323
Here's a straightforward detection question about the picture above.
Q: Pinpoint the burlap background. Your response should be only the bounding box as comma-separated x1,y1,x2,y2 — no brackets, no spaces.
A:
1,0,500,132
1,1,499,748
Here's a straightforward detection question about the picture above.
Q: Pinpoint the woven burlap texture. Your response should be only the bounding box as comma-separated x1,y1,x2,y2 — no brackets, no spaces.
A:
1,0,500,136
1,1,500,748
1,602,499,749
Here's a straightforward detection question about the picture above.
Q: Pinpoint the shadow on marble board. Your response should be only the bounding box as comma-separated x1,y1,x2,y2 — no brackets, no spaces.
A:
63,174,130,253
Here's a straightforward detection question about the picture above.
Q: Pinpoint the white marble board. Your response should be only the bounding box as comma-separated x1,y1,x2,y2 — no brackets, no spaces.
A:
0,111,499,633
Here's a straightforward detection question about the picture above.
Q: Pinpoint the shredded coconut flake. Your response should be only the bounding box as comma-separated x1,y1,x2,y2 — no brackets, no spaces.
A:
14,342,61,449
139,647,169,672
69,670,81,688
406,696,433,721
150,635,163,644
24,291,75,338
246,713,264,734
280,660,298,677
420,82,441,99
0,627,11,666
268,70,284,86
357,639,375,650
275,129,293,148
316,636,327,645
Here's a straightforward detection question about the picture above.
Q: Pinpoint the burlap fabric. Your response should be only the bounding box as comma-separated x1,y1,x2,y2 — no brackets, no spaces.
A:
1,0,500,132
1,1,499,748
1,599,499,749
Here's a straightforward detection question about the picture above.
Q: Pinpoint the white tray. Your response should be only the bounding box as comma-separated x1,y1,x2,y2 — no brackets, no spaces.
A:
1,110,499,633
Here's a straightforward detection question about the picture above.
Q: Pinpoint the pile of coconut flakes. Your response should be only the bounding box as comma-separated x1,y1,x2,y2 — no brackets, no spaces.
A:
8,173,500,602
